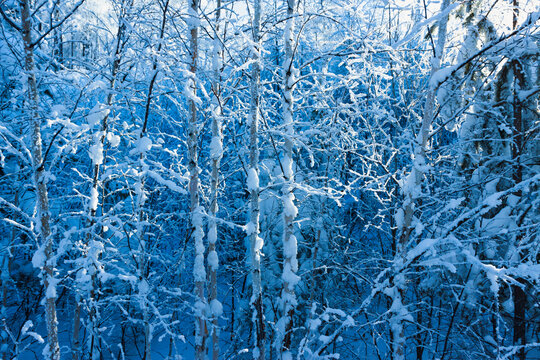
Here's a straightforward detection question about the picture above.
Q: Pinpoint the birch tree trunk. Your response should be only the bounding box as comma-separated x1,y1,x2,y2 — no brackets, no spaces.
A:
208,1,223,359
392,1,450,359
19,1,60,359
278,0,300,358
187,1,207,358
247,0,266,358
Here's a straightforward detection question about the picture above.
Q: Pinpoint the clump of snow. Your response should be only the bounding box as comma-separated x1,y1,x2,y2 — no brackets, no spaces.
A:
136,136,152,153
208,250,218,271
407,238,437,261
282,262,300,288
134,180,147,206
46,276,60,299
254,236,264,256
183,76,202,105
146,170,187,195
483,192,503,209
247,168,259,192
87,80,107,92
444,197,465,211
88,240,104,265
282,154,294,179
87,103,109,127
483,264,501,294
89,141,104,166
344,315,355,326
483,206,515,236
76,268,91,290
437,85,449,107
282,193,298,218
194,254,206,282
32,245,46,268
106,132,120,147
400,169,421,200
89,187,99,211
413,218,424,236
389,291,413,324
210,299,223,317
207,225,217,244
50,104,66,118
429,66,454,88
194,300,206,317
245,221,256,235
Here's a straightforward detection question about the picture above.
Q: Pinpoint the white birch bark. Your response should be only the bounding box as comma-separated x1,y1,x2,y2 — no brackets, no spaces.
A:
208,1,223,359
392,1,450,359
278,0,300,358
19,1,60,359
187,1,207,358
247,0,266,358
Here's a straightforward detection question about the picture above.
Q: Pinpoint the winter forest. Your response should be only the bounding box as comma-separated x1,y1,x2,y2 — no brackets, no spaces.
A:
0,0,539,358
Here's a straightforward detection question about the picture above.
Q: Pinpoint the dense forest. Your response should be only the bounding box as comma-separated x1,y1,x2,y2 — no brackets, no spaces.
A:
0,0,539,359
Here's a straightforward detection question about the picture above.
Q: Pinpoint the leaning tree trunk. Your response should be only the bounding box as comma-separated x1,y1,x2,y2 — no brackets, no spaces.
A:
207,1,224,359
278,0,300,358
392,1,450,359
187,1,207,359
20,1,60,359
247,0,266,358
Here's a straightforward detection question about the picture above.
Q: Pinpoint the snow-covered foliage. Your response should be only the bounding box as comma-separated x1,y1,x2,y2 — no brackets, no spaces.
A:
0,0,538,359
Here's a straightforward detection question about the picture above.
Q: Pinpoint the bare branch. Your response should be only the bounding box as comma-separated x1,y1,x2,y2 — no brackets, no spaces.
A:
30,0,85,47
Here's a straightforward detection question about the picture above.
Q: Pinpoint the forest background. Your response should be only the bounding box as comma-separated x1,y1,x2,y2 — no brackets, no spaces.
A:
0,0,539,359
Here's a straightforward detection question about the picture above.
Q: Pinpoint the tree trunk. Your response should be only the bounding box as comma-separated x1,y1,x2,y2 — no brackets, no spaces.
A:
279,0,300,357
72,300,81,360
20,1,60,359
187,1,207,358
392,1,450,359
208,1,224,359
248,0,266,358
